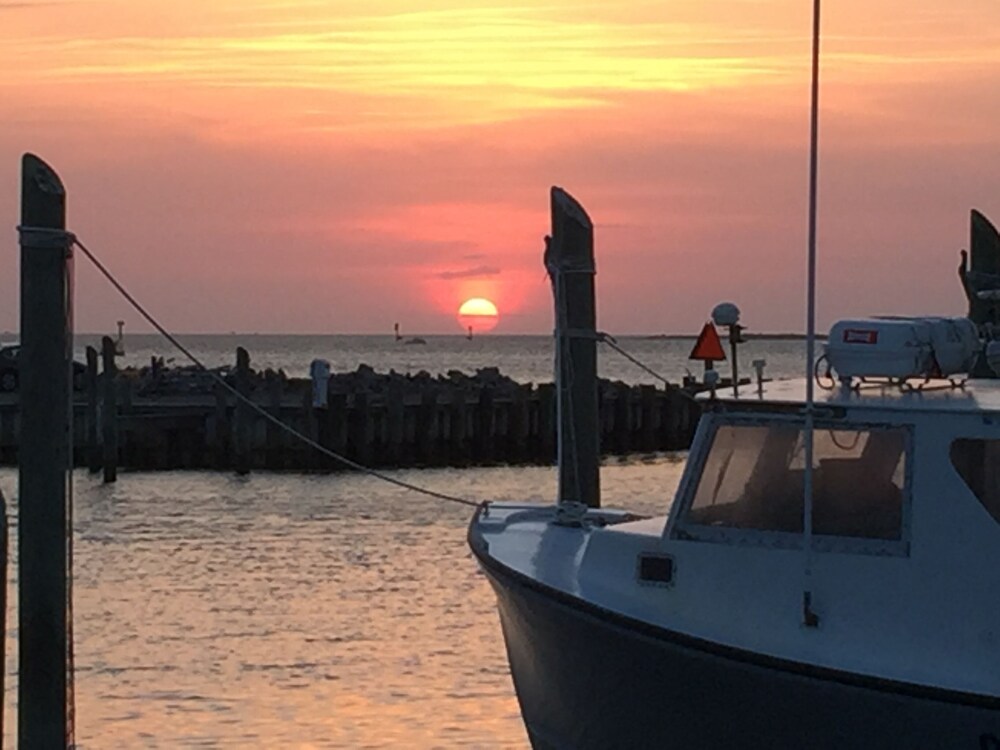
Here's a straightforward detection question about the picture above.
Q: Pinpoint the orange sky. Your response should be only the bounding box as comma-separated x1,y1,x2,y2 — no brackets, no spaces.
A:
1,0,998,334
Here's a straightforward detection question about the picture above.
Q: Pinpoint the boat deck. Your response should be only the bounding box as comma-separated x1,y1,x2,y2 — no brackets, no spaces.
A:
712,377,1000,413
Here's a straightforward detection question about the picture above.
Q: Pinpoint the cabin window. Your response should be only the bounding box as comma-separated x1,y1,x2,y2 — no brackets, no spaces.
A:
682,420,906,540
950,439,1000,524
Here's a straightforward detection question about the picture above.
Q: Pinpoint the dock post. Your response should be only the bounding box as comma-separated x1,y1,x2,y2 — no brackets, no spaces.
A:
475,386,494,463
234,347,251,475
211,383,230,469
546,187,600,507
508,385,530,462
265,372,283,470
537,383,556,463
85,346,99,473
101,336,118,483
640,385,658,452
385,386,405,465
415,389,438,466
0,490,7,747
18,153,73,748
301,386,318,469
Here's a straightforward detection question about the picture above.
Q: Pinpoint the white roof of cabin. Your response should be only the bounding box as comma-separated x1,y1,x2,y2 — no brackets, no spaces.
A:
704,377,1000,414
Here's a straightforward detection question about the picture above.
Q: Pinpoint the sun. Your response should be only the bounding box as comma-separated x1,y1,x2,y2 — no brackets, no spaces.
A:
458,297,500,333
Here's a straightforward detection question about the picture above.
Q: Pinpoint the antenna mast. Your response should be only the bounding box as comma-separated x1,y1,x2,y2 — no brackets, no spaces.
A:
802,0,822,624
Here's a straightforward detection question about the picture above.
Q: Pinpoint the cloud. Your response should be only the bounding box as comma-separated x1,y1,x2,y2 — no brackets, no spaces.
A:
0,1,68,7
436,265,501,280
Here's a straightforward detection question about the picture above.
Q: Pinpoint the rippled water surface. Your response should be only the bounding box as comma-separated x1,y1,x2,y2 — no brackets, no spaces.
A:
1,458,685,748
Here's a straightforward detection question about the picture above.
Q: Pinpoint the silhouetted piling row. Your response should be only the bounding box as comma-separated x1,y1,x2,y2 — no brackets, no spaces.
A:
0,349,702,474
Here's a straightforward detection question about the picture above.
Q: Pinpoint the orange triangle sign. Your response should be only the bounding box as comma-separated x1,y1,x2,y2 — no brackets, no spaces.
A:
689,322,726,361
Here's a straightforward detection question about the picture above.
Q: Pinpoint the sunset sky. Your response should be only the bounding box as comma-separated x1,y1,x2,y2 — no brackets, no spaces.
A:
2,0,999,335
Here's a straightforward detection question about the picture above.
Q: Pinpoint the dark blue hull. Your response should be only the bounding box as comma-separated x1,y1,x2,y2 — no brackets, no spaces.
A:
472,538,1000,749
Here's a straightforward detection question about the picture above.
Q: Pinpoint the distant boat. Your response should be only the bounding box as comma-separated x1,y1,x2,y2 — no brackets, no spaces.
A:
404,337,426,345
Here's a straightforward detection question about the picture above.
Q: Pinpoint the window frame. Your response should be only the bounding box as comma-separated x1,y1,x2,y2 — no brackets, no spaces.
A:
669,413,913,556
949,437,1000,527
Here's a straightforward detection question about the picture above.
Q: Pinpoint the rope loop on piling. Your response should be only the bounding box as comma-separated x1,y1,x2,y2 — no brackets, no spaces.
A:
71,234,484,510
17,225,77,249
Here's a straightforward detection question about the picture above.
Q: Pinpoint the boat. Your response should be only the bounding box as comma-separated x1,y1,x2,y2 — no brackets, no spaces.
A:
469,4,1000,742
469,210,1000,748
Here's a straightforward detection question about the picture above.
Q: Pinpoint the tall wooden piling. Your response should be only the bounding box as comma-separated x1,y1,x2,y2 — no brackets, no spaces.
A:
0,489,7,747
18,152,73,748
101,335,118,483
546,187,601,507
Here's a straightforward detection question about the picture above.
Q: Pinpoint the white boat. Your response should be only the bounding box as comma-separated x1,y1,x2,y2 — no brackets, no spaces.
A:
470,326,1000,747
469,196,1000,750
470,2,1000,740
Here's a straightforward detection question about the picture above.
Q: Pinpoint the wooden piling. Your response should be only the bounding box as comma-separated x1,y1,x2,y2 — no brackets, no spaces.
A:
508,385,531,462
475,386,494,463
211,383,230,469
350,392,373,467
537,382,556,463
328,392,348,464
547,187,600,506
18,152,72,748
385,387,405,465
0,489,7,747
234,347,251,475
415,390,438,465
85,346,99,472
101,336,118,483
265,372,284,469
640,385,658,452
612,382,632,455
300,386,318,469
448,391,469,466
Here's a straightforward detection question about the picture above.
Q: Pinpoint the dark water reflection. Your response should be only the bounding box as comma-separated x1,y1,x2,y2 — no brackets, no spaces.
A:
0,457,684,747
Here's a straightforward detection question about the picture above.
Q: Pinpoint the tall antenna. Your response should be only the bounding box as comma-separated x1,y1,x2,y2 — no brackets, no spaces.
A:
802,0,822,625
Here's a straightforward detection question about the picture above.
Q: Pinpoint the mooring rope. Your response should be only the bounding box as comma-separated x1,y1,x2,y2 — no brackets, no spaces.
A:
72,236,482,509
598,333,671,385
597,333,698,404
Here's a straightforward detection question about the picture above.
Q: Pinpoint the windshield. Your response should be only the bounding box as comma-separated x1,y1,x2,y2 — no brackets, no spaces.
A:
682,419,906,540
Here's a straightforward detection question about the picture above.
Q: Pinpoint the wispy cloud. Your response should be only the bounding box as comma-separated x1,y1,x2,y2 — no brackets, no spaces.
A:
436,265,501,280
2,5,792,132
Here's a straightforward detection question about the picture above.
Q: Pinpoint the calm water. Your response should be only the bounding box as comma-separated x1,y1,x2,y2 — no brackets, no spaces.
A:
2,459,685,748
0,335,801,746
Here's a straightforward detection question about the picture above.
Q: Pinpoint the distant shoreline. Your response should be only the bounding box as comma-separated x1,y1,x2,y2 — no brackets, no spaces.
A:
642,333,827,341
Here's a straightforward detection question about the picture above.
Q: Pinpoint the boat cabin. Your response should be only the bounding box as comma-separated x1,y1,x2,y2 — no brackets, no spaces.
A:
621,376,1000,694
473,315,1000,701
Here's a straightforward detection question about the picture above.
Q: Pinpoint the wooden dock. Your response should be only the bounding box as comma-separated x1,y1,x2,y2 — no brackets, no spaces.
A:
0,349,703,473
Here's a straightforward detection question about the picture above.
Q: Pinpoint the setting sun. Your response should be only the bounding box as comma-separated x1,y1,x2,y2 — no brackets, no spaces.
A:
458,298,500,333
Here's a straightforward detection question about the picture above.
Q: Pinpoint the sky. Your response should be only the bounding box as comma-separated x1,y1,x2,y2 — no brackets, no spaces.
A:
1,0,999,335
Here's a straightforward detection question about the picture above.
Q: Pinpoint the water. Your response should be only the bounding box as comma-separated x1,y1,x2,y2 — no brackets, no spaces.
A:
3,459,685,748
54,333,811,384
1,335,798,746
